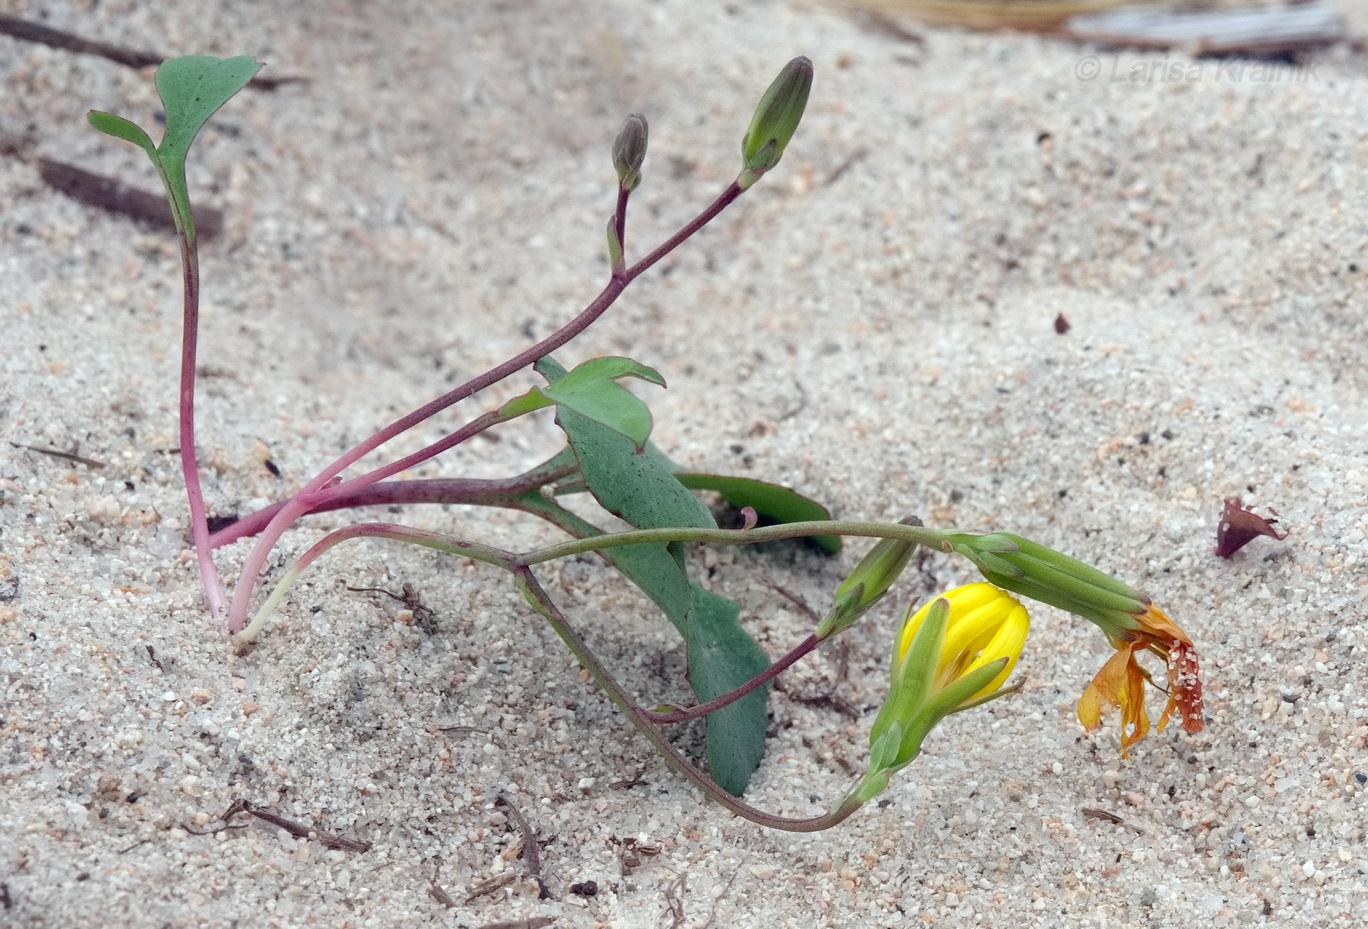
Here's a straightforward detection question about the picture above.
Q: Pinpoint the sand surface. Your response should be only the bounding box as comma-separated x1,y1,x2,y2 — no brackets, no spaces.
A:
3,1,1367,926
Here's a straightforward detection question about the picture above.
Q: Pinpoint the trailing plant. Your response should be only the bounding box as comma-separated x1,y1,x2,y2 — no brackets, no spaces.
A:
89,55,1204,827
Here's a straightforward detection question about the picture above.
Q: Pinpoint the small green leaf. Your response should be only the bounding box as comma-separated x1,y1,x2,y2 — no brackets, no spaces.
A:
86,111,158,159
496,387,555,419
686,586,771,796
156,55,261,167
673,473,841,553
154,55,261,241
541,356,665,450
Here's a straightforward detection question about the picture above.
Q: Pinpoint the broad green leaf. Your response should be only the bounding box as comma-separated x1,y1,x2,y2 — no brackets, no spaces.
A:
540,355,770,793
86,111,158,159
513,489,768,794
686,586,771,796
674,473,842,553
540,356,707,630
559,409,715,533
603,541,694,635
540,356,665,450
154,55,261,242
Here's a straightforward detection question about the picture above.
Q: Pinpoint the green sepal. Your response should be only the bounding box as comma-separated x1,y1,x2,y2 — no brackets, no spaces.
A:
867,599,946,754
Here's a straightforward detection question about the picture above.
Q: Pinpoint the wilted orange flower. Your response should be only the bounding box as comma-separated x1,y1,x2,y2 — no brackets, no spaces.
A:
1077,603,1204,756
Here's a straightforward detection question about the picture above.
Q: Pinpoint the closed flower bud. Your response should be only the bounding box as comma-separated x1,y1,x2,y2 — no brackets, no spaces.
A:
817,518,921,639
739,57,813,187
612,113,649,192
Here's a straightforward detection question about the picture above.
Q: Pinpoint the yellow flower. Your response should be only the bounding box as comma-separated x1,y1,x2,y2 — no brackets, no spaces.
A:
1077,603,1204,756
894,582,1029,702
862,584,1029,786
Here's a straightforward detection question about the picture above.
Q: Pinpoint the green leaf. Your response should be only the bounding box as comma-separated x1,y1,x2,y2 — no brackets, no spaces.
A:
496,388,555,419
540,356,770,793
540,356,665,450
603,542,694,635
86,111,158,159
560,409,715,533
674,473,842,553
154,55,261,242
686,586,771,796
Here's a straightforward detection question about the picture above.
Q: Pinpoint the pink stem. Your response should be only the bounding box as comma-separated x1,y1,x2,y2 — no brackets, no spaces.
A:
178,240,225,615
227,181,744,632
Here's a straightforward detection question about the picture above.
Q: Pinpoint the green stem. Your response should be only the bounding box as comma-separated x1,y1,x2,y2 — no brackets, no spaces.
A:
512,566,862,832
522,519,954,566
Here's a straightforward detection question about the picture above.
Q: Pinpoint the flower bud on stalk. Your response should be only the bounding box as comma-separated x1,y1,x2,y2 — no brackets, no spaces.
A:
950,531,1204,756
817,517,921,640
612,113,649,192
738,57,813,189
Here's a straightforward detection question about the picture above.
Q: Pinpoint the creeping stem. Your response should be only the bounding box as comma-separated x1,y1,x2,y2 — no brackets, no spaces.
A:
643,634,820,724
522,519,952,567
233,523,519,647
233,516,948,827
514,566,862,832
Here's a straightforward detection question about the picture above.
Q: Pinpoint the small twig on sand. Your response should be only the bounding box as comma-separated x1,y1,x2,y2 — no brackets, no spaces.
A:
427,863,457,908
10,442,106,469
496,793,550,899
199,798,372,851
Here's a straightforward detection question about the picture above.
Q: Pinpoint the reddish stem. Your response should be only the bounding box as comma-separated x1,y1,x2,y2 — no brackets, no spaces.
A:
645,634,820,724
227,180,745,631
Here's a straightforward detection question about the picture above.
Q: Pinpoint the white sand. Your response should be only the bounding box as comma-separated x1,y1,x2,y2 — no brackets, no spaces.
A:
2,1,1366,926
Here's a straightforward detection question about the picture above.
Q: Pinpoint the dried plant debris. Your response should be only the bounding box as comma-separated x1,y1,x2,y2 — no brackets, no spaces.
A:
187,799,372,851
10,441,107,469
496,793,550,899
1065,2,1345,56
1215,498,1288,558
829,0,1128,32
427,864,457,908
38,159,224,240
465,873,518,903
0,14,302,87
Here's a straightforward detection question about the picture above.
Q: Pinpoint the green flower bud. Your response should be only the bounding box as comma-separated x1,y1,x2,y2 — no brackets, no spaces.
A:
817,517,921,639
612,113,649,192
947,531,1205,757
739,56,813,186
948,531,1147,634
